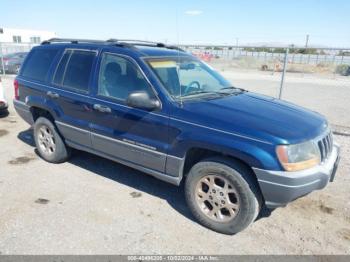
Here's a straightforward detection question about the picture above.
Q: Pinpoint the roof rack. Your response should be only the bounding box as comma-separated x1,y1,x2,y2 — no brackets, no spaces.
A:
41,38,129,47
108,39,166,47
42,38,108,44
120,40,185,51
113,39,184,51
41,38,184,51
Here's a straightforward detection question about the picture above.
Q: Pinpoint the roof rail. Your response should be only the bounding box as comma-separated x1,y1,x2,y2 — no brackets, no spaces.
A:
165,45,185,52
41,38,111,45
110,39,166,46
115,39,185,51
41,38,135,48
41,38,184,51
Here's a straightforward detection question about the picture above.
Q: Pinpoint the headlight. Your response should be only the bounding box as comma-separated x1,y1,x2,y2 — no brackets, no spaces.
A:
276,141,320,171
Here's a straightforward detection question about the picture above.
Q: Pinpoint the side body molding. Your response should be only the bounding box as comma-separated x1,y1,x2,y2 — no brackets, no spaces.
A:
55,121,184,185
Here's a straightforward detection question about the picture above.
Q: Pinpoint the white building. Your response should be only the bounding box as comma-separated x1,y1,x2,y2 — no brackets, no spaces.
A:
0,27,57,43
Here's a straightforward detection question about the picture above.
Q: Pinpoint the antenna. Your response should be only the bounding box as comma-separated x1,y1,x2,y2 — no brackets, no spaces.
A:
175,4,183,107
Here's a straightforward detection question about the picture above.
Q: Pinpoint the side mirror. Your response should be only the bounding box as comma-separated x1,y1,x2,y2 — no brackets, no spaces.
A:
126,91,161,111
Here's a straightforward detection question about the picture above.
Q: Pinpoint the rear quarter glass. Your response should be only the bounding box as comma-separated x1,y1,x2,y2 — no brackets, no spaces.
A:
21,48,59,81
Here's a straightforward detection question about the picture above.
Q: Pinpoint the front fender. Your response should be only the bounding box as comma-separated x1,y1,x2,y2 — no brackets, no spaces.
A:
171,130,280,171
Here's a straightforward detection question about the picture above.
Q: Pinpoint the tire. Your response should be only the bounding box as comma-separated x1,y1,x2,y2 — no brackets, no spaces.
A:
0,108,9,117
185,157,262,234
33,117,70,163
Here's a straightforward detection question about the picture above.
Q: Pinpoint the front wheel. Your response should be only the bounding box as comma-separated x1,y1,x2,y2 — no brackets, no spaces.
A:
185,157,262,234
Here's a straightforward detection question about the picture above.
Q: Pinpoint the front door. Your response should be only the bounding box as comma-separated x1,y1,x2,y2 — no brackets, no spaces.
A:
89,52,169,173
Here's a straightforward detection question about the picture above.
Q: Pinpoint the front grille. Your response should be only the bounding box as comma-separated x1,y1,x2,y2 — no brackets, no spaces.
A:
317,132,333,162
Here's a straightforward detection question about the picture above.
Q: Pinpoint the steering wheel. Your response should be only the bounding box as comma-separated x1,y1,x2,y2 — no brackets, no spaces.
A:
184,81,201,95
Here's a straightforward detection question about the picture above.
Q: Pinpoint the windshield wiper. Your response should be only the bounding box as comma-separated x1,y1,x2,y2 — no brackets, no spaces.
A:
182,90,220,97
177,87,246,100
219,86,246,93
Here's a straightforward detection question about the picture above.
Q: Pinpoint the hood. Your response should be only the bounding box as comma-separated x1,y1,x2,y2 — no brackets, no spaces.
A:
176,92,328,144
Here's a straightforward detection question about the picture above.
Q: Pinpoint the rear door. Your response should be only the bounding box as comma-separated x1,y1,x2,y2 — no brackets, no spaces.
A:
49,48,98,149
89,52,169,172
17,47,60,113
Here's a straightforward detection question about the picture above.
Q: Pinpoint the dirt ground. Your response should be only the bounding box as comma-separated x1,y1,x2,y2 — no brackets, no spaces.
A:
0,76,349,254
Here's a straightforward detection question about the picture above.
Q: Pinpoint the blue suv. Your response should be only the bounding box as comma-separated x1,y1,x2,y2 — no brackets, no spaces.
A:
14,38,340,234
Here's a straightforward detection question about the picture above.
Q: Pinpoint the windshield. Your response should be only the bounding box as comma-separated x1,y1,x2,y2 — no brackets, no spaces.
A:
147,57,241,100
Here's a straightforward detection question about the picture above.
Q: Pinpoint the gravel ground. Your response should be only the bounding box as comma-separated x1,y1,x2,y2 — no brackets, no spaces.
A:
0,75,349,254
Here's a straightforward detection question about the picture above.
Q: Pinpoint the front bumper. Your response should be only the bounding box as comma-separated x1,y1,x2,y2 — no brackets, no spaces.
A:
253,144,340,209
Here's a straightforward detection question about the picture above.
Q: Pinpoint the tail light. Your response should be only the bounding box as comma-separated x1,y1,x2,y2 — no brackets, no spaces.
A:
14,79,19,100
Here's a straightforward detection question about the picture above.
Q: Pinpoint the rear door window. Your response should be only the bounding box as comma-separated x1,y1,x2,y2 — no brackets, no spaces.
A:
21,48,59,81
53,50,72,85
53,49,96,92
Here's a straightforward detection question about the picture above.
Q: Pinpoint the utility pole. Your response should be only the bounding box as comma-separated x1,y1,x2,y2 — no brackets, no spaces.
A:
305,34,309,48
0,43,5,76
278,48,289,99
236,37,239,47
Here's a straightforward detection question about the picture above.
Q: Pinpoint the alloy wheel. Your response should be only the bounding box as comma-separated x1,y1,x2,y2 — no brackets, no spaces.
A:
195,174,240,222
38,125,56,155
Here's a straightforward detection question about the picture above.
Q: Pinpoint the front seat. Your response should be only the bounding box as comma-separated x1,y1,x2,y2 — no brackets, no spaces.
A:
101,62,123,97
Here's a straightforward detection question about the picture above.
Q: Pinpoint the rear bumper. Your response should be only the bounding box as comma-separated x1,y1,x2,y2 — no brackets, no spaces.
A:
13,99,33,125
253,144,340,209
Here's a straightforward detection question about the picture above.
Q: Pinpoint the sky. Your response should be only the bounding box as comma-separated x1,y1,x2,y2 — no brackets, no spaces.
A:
1,0,350,47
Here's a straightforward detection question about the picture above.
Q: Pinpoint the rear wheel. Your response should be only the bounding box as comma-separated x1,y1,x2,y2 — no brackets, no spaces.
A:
33,117,70,163
185,157,261,234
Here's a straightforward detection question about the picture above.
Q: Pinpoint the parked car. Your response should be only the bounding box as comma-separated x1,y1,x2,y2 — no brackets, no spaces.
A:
335,64,350,76
13,39,340,234
0,76,8,113
0,52,28,74
192,51,214,62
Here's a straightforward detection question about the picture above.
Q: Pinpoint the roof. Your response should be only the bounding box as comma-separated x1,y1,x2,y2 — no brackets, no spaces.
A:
40,38,190,57
134,46,189,57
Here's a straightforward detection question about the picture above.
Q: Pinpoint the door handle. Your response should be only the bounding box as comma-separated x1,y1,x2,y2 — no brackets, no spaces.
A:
47,91,60,99
93,104,111,113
